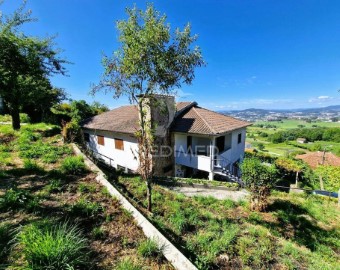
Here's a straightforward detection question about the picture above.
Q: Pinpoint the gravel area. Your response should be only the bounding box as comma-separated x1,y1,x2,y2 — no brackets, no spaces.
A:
165,186,249,201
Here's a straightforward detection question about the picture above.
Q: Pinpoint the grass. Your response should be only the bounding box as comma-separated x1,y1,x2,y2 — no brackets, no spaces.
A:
17,221,90,270
115,259,142,270
137,238,163,259
62,156,86,175
69,197,103,217
115,175,340,269
0,123,172,269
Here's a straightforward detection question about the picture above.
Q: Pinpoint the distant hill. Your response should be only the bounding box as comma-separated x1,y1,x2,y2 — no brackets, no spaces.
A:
220,105,340,122
221,105,340,114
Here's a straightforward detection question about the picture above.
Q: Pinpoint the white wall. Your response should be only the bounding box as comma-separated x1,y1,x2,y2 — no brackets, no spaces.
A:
220,128,246,164
83,129,139,171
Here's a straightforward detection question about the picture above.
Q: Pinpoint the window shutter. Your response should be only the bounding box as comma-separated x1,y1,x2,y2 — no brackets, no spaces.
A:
97,135,104,145
115,139,124,150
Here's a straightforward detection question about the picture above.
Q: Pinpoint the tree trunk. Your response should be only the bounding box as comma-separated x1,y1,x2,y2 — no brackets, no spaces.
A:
11,106,20,130
295,171,299,186
146,180,152,212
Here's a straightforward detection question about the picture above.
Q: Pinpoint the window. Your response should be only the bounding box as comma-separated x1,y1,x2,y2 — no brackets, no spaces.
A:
84,133,90,142
187,136,192,154
238,133,242,144
216,136,225,153
115,138,124,150
97,135,104,146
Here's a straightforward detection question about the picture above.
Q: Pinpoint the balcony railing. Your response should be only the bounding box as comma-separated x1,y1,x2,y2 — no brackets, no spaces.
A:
175,150,212,172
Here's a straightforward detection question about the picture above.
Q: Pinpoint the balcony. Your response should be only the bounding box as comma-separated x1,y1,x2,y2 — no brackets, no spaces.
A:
175,150,212,172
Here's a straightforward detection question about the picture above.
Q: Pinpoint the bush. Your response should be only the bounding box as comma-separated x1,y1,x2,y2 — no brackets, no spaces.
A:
61,156,86,175
241,157,277,211
137,238,163,258
17,221,90,270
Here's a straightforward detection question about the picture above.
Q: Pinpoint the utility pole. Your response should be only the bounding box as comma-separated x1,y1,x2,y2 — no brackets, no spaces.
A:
319,148,327,190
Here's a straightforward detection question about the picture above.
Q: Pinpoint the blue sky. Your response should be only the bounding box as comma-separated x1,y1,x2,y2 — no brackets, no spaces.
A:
2,0,340,110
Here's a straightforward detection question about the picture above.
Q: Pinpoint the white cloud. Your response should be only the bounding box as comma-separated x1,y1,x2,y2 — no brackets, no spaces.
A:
308,95,335,103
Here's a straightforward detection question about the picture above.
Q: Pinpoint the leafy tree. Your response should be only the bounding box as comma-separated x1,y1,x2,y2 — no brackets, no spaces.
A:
0,1,67,130
315,166,340,192
241,157,277,212
275,157,303,186
51,100,108,142
93,4,204,211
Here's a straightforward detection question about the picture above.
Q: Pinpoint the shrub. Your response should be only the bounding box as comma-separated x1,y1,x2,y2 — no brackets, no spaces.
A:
137,238,163,258
17,221,89,270
241,157,277,211
61,156,86,175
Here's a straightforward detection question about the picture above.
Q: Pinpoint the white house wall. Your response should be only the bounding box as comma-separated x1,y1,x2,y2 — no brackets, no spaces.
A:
220,128,246,164
83,129,139,171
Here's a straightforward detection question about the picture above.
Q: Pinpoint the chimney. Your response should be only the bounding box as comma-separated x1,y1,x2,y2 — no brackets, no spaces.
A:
138,94,175,137
137,94,175,176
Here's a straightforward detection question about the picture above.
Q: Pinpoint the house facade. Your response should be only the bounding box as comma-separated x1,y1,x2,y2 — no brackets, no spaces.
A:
81,95,251,180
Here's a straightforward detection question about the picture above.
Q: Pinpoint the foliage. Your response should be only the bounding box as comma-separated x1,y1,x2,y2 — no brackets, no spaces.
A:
93,4,204,212
61,156,86,175
116,175,340,269
69,197,102,217
241,157,277,211
115,259,142,270
0,1,67,129
137,238,163,259
17,221,90,270
0,188,40,212
269,127,340,143
315,165,340,192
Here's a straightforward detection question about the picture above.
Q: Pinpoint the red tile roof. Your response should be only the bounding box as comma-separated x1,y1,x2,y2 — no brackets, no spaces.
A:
171,105,251,135
296,152,340,169
82,102,251,135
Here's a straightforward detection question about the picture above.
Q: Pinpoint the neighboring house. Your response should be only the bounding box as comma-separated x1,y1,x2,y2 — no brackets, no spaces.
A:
81,95,251,180
297,138,307,144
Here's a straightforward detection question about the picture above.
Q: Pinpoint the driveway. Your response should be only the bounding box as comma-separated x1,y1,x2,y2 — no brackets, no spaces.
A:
165,186,249,201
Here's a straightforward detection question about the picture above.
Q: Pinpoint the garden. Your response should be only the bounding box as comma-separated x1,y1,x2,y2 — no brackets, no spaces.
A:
0,123,172,270
112,173,340,269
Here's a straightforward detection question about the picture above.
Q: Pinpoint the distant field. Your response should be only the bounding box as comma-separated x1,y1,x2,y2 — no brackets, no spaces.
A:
254,119,340,129
246,119,340,157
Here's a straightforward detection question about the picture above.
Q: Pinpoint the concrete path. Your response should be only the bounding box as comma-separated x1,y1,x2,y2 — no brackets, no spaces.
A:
165,186,249,201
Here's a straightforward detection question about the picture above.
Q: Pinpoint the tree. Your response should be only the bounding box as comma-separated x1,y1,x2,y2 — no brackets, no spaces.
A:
241,157,277,211
315,165,340,192
0,1,67,130
275,157,303,187
51,100,108,142
93,4,204,212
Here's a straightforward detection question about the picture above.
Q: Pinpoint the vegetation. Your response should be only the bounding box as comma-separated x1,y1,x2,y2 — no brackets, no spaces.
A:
17,221,90,270
240,157,277,211
0,123,172,269
315,165,340,192
0,1,68,129
115,175,340,269
93,4,204,212
61,156,86,175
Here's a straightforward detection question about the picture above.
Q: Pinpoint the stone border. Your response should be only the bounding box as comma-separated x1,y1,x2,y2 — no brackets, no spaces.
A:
72,144,197,270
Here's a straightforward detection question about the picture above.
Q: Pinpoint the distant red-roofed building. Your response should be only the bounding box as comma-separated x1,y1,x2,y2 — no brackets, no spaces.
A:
296,152,340,169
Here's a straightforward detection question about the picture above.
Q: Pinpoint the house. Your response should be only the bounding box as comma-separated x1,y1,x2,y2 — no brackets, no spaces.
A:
81,95,251,180
297,138,307,144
